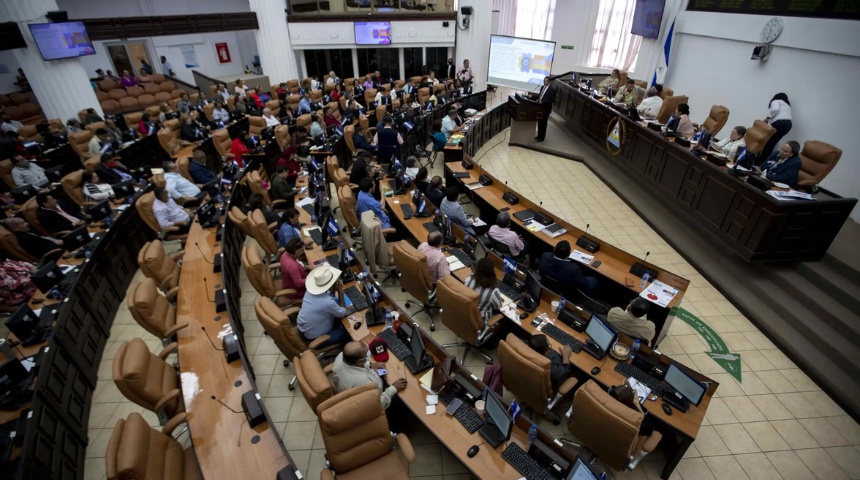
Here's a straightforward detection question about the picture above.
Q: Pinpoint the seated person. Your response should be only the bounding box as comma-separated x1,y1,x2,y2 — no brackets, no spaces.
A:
138,112,157,136
488,211,526,258
539,240,598,295
607,383,655,449
81,171,114,202
277,208,311,248
1,113,23,133
211,102,230,124
180,111,208,142
297,92,312,114
189,149,218,184
607,297,655,345
0,260,37,308
296,265,350,348
163,161,206,206
279,237,309,303
323,107,339,127
176,93,192,115
291,126,310,149
349,151,373,186
441,109,462,139
246,193,280,225
403,156,420,180
710,126,746,160
418,231,449,284
231,130,251,168
11,155,48,188
597,69,620,94
613,79,644,107
440,186,475,234
270,166,298,207
310,113,325,138
275,152,301,185
425,175,445,206
88,128,111,158
464,257,502,320
152,186,192,234
754,141,802,188
262,108,279,128
431,119,447,151
0,217,63,258
357,177,391,229
352,124,376,154
673,104,695,138
95,156,133,184
414,167,429,193
36,193,87,233
331,341,407,410
103,118,124,144
529,334,574,390
636,88,663,118
83,108,103,126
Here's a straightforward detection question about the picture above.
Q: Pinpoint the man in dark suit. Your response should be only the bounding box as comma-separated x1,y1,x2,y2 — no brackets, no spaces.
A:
535,76,556,142
0,217,64,258
754,140,802,188
35,193,88,234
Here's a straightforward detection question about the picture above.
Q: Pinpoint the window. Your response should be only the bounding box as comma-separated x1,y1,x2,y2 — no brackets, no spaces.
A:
424,47,448,79
588,0,642,71
403,47,422,78
303,49,354,81
356,48,399,81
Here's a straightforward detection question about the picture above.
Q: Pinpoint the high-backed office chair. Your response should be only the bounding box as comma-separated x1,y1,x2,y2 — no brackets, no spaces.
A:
248,209,284,260
275,125,291,151
338,184,361,241
68,130,94,159
287,94,301,112
310,90,323,103
287,79,300,93
296,114,313,128
658,88,674,100
798,140,842,187
124,111,143,130
417,87,430,106
255,296,338,375
375,105,386,123
393,242,437,330
409,76,422,86
363,89,377,107
113,338,184,423
436,275,501,364
0,225,61,262
227,206,254,237
242,246,298,307
317,384,415,480
655,95,689,125
157,127,182,156
294,351,335,414
247,170,287,209
127,277,187,341
332,168,358,195
211,129,234,161
343,124,363,157
700,105,730,136
742,120,777,158
138,240,183,296
85,121,107,135
22,197,61,237
498,334,578,425
59,170,93,207
202,103,215,122
175,156,194,183
0,159,14,188
249,116,267,136
136,191,189,242
83,156,102,172
565,380,662,472
105,412,200,480
326,155,340,181
617,71,629,89
265,99,281,117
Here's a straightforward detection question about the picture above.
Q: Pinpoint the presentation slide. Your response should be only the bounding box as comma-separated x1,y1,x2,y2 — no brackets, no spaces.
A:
631,0,665,39
487,35,556,92
354,22,392,45
28,22,95,61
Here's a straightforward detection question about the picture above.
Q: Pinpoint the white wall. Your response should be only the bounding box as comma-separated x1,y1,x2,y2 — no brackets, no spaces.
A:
288,20,456,50
56,0,249,17
665,12,860,220
454,0,492,92
0,51,22,94
548,0,598,75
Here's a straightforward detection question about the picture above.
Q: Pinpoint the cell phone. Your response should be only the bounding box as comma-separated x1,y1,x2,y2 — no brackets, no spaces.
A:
531,317,542,328
376,368,388,376
592,260,602,268
500,207,510,212
446,398,463,415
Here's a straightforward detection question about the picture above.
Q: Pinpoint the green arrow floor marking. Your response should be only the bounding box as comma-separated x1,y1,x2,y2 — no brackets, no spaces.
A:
673,308,742,382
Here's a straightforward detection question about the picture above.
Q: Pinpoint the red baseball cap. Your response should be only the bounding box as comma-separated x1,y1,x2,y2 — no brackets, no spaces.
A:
369,337,389,362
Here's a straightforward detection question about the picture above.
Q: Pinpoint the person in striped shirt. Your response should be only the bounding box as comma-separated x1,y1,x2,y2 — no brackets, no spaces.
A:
464,258,502,323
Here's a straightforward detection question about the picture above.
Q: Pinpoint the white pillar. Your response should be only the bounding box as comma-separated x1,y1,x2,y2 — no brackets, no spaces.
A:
0,0,103,121
248,0,299,84
454,0,492,92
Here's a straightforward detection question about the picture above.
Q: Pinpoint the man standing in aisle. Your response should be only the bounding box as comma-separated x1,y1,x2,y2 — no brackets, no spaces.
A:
457,59,473,94
535,76,555,142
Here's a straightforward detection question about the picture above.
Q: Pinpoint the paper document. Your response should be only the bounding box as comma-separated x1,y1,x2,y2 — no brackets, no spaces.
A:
447,259,466,271
303,227,320,237
295,197,314,208
767,190,814,201
465,182,484,190
639,279,679,307
569,250,594,264
626,377,651,404
471,217,487,227
523,220,546,233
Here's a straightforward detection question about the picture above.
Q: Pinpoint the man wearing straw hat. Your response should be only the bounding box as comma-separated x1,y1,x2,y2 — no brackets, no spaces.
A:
296,265,351,349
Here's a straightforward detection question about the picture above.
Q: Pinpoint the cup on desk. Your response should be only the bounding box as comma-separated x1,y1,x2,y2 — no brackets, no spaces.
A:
475,399,486,417
551,300,559,311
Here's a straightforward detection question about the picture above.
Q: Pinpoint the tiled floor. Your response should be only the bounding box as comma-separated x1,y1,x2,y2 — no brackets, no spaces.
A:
81,130,860,480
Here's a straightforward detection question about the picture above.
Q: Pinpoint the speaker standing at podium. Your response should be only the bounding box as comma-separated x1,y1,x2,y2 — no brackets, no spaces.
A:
535,76,556,142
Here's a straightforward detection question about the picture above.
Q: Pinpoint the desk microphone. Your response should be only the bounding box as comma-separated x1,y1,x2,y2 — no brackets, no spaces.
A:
210,395,242,414
584,223,590,238
202,277,215,303
200,326,224,351
203,277,227,312
576,223,601,253
644,251,650,263
502,181,519,205
195,242,214,264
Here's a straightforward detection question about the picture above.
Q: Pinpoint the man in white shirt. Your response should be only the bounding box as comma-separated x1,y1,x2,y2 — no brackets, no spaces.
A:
11,156,48,187
457,59,474,91
1,113,23,134
211,102,230,124
162,160,206,206
441,108,462,139
331,341,407,410
88,128,111,158
262,108,279,128
636,88,663,118
216,83,231,103
152,186,192,234
326,71,338,85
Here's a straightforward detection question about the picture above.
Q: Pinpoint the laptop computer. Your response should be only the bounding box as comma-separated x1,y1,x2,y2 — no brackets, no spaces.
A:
513,209,537,222
88,200,112,222
5,304,55,347
61,225,91,252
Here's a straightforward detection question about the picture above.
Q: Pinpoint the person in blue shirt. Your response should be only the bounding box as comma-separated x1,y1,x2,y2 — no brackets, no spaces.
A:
297,91,312,115
277,208,305,248
356,177,391,228
431,119,447,151
753,140,802,188
188,149,218,184
352,125,376,154
440,186,475,234
296,265,350,348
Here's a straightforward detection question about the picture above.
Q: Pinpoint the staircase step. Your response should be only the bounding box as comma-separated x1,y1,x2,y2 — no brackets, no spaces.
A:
796,261,860,315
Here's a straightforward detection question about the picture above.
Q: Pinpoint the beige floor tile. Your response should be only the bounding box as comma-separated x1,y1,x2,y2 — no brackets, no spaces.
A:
771,419,821,450
738,350,776,371
267,374,298,397
737,372,772,396
288,396,316,422
640,460,682,480
744,421,792,451
744,331,777,350
703,455,752,480
795,448,850,480
288,449,312,477
798,418,850,447
756,370,798,394
266,396,295,423
676,457,716,480
779,392,823,418
824,446,860,479
761,349,797,370
693,425,732,456
251,354,282,376
735,452,783,479
801,391,846,417
84,457,107,480
780,369,820,392
88,403,121,430
282,421,317,451
409,444,443,476
750,394,796,421
675,334,709,354
440,446,469,474
709,373,747,398
307,449,329,478
682,443,701,458
714,424,761,454
826,416,860,445
722,396,766,423
86,429,113,458
766,450,816,480
703,398,739,425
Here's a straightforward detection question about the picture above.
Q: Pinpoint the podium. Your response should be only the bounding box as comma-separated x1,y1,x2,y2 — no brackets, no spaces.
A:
505,94,545,145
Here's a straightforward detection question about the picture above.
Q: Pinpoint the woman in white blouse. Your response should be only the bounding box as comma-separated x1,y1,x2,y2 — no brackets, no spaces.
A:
81,171,114,202
309,112,325,138
710,126,746,160
234,79,247,99
761,92,792,161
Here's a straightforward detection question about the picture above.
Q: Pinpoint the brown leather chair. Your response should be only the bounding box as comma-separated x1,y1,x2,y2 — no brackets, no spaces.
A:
105,412,200,480
119,97,140,110
392,242,437,330
325,155,340,181
248,116,266,136
0,224,58,262
294,349,335,414
375,105,386,123
22,197,59,237
436,275,502,364
137,94,157,108
566,380,662,471
343,78,355,89
138,240,183,296
287,94,301,113
797,140,842,186
343,124,358,154
136,191,189,242
332,167,358,194
617,71,629,89
310,90,323,103
409,76,422,86
287,79,300,93
68,130,94,158
242,246,297,307
202,103,215,122
248,208,283,260
498,333,578,424
211,128,234,160
108,89,128,101
227,206,254,236
265,99,281,117
338,185,361,239
60,170,92,207
176,156,194,183
84,156,102,172
358,114,369,132
655,95,689,125
326,102,341,121
255,296,339,369
742,120,777,157
0,159,15,188
155,91,173,104
296,114,313,128
317,384,415,479
163,118,182,142
124,111,144,130
417,87,430,106
113,338,184,423
127,277,187,341
127,85,145,97
701,105,730,136
99,78,119,91
158,128,181,156
248,170,286,209
100,99,121,114
275,125,291,151
363,89,377,107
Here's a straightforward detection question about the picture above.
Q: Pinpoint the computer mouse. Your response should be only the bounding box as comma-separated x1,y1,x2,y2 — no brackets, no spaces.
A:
519,313,529,320
353,322,362,330
591,367,601,375
467,445,480,458
305,244,314,250
662,403,673,415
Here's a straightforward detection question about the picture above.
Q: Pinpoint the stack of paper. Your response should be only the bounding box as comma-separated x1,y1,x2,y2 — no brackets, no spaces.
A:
569,250,595,264
446,255,466,271
639,279,679,307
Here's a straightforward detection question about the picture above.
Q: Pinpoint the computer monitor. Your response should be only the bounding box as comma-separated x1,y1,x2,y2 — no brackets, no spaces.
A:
111,180,135,198
664,363,707,406
61,225,90,251
409,323,428,366
5,304,49,346
0,357,29,399
524,270,542,302
566,458,599,480
30,261,65,294
666,114,680,132
473,239,487,263
88,199,112,222
584,314,615,353
44,165,64,183
484,388,513,442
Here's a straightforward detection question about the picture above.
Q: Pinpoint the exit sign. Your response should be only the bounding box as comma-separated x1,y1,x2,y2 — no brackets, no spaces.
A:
561,45,574,50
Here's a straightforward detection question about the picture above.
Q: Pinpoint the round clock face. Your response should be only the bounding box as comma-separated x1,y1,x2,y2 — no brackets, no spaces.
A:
761,17,784,43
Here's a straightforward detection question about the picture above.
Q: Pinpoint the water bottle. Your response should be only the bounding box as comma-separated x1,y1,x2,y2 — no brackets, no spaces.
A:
385,309,393,329
640,272,651,289
48,287,61,300
631,338,640,360
557,296,566,314
527,423,538,448
83,247,91,259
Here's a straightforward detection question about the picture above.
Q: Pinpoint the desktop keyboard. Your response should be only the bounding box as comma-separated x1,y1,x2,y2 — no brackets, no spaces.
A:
439,390,484,434
423,221,439,233
326,254,339,265
615,362,666,396
378,328,411,361
502,444,557,480
400,204,415,219
448,248,475,268
308,229,323,246
344,286,369,311
540,323,584,353
301,204,314,216
578,297,609,316
497,281,523,302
